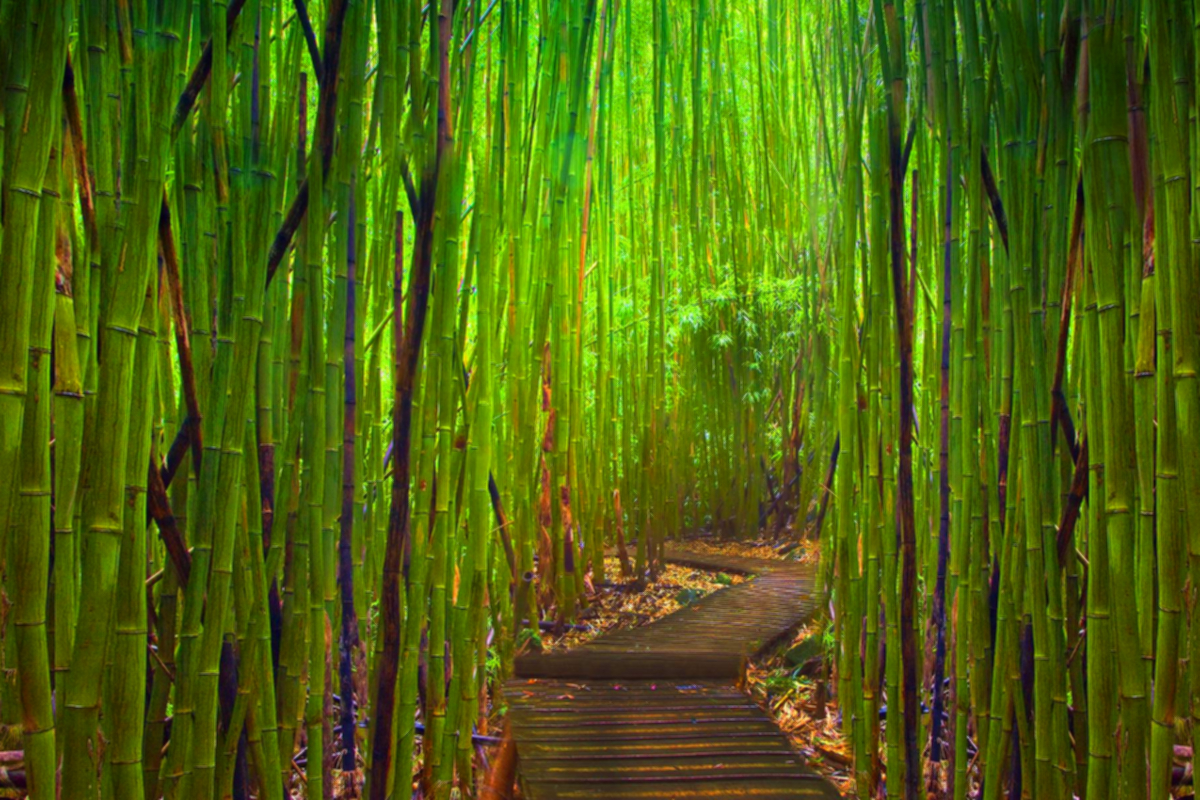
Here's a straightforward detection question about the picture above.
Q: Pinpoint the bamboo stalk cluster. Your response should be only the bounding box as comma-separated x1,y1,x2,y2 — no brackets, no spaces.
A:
821,0,1200,798
0,0,830,798
3,0,1197,799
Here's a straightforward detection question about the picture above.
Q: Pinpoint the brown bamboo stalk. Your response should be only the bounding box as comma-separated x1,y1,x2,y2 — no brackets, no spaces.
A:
169,0,249,139
265,0,351,287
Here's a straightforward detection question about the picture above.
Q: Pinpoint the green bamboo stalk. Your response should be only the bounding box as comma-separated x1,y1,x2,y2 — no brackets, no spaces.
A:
0,0,70,545
1148,1,1190,795
8,111,63,800
1083,9,1147,799
107,275,159,800
61,3,185,794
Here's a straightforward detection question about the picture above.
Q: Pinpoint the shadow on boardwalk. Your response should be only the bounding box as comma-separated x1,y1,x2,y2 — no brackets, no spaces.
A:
504,543,841,799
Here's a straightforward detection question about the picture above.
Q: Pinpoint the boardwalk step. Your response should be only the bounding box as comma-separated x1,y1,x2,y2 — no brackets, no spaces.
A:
506,546,840,799
515,650,746,680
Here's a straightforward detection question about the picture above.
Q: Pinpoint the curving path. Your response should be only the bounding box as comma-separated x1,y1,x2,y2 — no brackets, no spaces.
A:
504,543,840,799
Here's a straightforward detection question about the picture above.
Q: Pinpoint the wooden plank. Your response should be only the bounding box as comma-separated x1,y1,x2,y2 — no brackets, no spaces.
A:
512,733,797,760
514,704,763,719
520,777,841,800
506,678,746,700
509,718,782,740
521,748,800,763
527,761,812,780
515,650,746,680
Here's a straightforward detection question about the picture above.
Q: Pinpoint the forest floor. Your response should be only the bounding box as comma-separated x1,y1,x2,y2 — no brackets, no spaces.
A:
536,555,746,652
748,615,854,796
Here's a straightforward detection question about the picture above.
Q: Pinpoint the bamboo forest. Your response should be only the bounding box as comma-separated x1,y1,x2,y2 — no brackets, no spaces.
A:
4,0,1200,798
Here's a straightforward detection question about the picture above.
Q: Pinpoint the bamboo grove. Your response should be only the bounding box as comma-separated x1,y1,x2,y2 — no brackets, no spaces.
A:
0,0,1198,799
0,0,832,797
821,0,1200,799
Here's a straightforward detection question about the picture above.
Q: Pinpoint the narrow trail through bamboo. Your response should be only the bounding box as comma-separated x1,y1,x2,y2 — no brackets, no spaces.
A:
505,544,839,799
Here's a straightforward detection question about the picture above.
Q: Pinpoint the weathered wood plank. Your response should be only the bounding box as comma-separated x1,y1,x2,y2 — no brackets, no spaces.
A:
520,777,840,800
514,650,746,680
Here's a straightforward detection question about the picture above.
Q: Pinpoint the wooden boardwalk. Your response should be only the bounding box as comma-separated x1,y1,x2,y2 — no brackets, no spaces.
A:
505,544,840,799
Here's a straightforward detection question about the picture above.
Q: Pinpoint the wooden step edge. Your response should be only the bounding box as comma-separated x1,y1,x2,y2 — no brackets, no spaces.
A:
514,651,748,681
